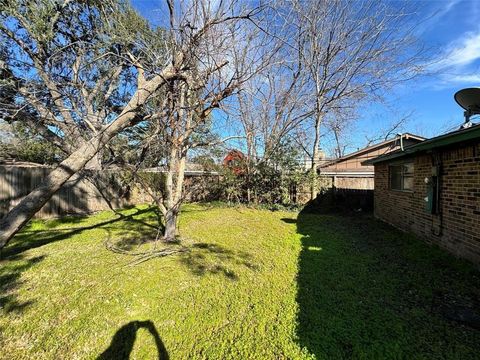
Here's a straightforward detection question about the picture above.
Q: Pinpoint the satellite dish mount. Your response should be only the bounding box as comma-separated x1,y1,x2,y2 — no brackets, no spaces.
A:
454,88,480,129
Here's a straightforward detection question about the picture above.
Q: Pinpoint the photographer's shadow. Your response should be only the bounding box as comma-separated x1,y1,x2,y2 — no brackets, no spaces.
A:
98,320,168,360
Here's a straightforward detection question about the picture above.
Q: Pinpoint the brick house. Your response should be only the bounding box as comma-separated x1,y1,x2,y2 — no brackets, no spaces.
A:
364,124,480,265
318,134,425,190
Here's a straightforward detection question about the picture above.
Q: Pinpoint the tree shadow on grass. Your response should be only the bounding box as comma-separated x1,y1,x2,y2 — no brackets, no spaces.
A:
179,242,258,280
97,320,168,360
0,254,44,314
292,209,480,359
0,206,258,317
0,206,159,260
0,206,162,313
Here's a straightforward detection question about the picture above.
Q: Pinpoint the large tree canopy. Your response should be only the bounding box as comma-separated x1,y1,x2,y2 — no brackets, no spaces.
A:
0,0,177,247
0,0,170,161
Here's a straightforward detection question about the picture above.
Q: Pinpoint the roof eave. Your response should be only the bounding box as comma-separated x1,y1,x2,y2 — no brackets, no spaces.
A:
363,125,480,165
319,133,425,168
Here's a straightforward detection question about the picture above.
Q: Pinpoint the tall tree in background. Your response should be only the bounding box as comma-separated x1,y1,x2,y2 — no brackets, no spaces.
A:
235,59,310,202
285,0,425,200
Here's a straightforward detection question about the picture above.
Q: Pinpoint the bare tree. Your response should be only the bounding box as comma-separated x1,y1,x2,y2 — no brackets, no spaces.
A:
323,103,359,158
159,0,275,240
283,0,426,200
234,57,310,202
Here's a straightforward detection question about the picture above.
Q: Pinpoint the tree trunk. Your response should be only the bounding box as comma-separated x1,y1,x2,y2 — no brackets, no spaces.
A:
310,116,321,201
163,208,178,242
246,166,252,203
0,140,103,247
160,162,184,242
85,153,103,170
0,70,174,249
161,148,187,242
160,84,190,242
0,122,131,248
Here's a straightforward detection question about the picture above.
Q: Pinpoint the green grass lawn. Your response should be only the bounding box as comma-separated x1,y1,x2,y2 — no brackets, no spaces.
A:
1,204,479,359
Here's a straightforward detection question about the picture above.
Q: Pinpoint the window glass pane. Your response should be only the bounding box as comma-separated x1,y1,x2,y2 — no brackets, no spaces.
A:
390,165,402,190
403,162,414,175
403,175,413,190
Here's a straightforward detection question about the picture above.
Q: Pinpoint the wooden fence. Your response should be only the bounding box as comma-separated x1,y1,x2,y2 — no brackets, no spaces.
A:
0,165,220,218
0,164,373,218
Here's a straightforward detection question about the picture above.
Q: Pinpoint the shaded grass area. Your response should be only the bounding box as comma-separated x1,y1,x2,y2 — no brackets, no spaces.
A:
295,211,480,359
0,204,479,359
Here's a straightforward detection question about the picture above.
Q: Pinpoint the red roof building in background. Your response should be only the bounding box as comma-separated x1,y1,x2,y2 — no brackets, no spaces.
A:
223,149,246,175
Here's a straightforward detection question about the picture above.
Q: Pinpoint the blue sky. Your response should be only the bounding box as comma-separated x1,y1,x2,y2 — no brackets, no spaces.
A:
358,0,480,140
131,0,480,153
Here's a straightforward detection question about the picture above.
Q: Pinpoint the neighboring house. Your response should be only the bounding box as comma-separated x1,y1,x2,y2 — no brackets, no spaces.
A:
364,124,480,265
318,134,425,190
0,159,51,168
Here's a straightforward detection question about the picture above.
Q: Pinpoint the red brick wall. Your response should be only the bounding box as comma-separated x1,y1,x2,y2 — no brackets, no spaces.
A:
374,141,480,265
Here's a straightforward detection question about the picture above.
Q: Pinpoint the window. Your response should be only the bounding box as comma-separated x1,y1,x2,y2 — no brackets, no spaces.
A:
389,162,414,191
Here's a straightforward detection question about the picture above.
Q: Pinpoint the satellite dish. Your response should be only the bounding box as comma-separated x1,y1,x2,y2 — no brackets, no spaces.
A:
454,87,480,128
454,88,480,112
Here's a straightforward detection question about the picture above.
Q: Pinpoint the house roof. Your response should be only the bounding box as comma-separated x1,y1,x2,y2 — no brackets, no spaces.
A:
0,159,52,168
363,123,480,165
318,133,425,168
144,162,219,176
